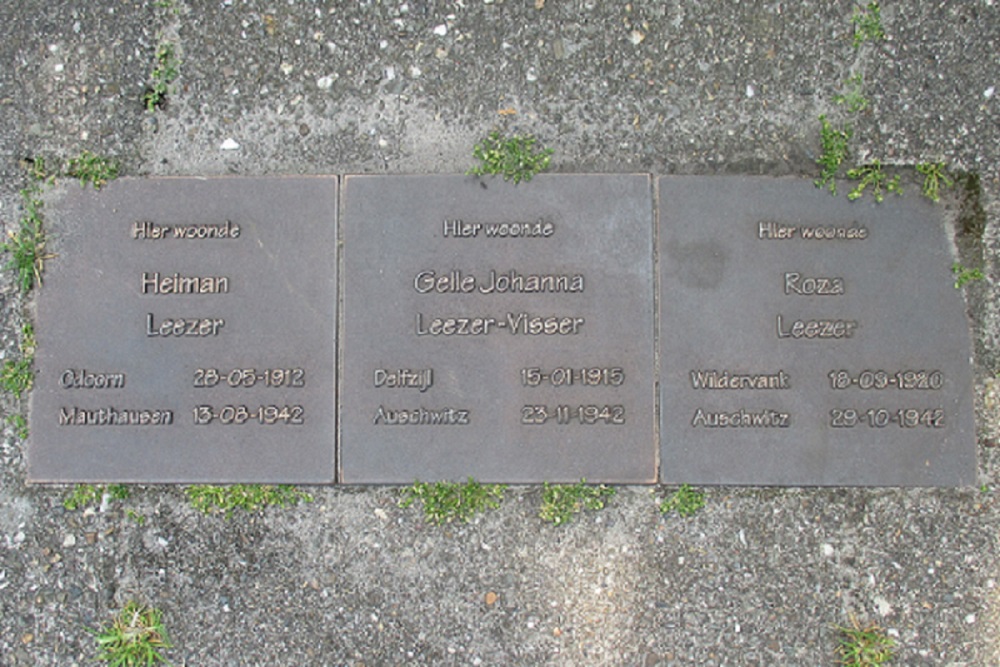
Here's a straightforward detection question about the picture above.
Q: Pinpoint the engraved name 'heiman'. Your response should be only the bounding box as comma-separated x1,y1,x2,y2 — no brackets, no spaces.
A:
59,407,174,426
690,370,790,390
415,270,584,294
142,272,229,294
416,313,585,336
61,369,126,389
691,408,790,428
758,221,868,240
373,405,470,425
374,368,433,393
132,220,241,240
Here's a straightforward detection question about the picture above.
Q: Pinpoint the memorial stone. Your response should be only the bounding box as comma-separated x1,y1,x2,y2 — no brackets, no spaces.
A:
29,177,338,483
340,174,656,483
658,176,976,486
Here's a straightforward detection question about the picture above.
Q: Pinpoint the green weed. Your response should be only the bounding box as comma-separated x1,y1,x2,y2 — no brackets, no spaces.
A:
91,601,171,667
144,43,180,112
185,484,313,518
835,617,895,666
1,323,36,399
399,478,506,525
65,150,120,189
3,186,49,292
659,484,706,518
851,1,885,48
469,131,553,183
916,162,954,203
952,263,984,289
815,115,852,194
834,73,869,113
539,480,615,526
63,484,131,511
6,414,28,439
846,160,902,202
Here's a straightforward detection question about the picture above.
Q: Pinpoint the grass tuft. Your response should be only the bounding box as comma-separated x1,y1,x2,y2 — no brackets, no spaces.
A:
916,162,953,203
815,115,852,195
539,480,615,526
144,43,180,112
1,323,36,399
66,150,120,189
91,601,171,667
185,484,313,518
468,131,553,183
951,263,984,289
659,484,706,517
846,159,902,202
851,1,885,48
63,484,131,511
835,617,895,666
834,73,869,113
399,478,506,525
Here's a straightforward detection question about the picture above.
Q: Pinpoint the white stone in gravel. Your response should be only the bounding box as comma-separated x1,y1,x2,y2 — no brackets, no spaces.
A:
220,138,240,151
63,534,76,547
874,596,893,616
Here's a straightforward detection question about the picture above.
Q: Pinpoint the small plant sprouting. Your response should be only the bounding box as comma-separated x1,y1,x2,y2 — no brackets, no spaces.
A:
539,480,616,526
835,617,895,666
399,478,507,525
851,1,885,48
468,130,553,184
846,160,902,203
815,115,852,195
63,484,131,511
6,414,28,439
0,323,36,399
144,42,180,112
185,484,313,518
952,263,984,289
65,150,120,189
91,601,171,667
1,357,33,399
659,484,706,518
3,183,51,293
834,74,869,114
916,162,954,203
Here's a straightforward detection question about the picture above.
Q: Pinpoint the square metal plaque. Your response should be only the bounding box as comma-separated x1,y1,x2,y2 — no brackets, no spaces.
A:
340,175,655,483
29,177,337,483
659,176,976,486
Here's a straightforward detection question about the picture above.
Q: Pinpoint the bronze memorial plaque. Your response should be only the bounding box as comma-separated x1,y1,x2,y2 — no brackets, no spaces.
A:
340,174,655,483
659,176,976,486
29,177,337,483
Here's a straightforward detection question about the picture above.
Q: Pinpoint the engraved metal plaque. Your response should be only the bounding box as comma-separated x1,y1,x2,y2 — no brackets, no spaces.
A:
29,177,337,483
659,176,976,486
340,175,655,483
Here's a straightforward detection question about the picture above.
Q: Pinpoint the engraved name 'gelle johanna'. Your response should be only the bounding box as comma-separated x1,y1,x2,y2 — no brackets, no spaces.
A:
414,269,584,294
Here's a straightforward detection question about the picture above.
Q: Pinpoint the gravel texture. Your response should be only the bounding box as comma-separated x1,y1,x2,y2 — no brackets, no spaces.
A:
2,1,1000,665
